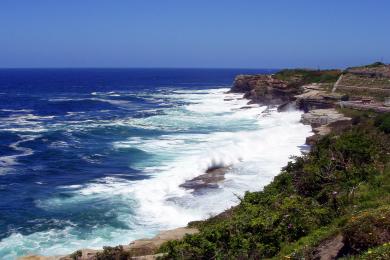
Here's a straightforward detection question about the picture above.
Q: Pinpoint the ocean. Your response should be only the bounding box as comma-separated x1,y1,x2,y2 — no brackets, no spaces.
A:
0,69,311,258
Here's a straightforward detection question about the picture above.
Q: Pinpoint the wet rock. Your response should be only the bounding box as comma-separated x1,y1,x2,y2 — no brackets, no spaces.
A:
180,167,229,192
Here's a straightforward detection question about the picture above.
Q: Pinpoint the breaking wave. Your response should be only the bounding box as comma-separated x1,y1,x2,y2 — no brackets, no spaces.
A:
0,87,311,258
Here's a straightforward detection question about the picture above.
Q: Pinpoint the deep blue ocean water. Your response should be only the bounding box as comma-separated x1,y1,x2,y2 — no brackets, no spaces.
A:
0,69,311,258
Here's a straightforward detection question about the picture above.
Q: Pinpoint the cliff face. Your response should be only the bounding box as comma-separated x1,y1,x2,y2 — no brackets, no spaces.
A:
231,72,352,145
230,74,300,105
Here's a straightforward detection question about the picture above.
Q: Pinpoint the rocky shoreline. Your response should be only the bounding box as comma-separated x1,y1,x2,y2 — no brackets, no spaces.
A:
21,73,316,260
19,73,344,260
230,72,353,144
21,63,390,260
20,228,198,260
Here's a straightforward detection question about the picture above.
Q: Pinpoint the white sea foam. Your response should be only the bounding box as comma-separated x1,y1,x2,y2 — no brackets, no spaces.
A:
0,109,33,113
0,135,38,175
0,87,312,258
117,89,310,229
125,110,311,229
0,113,51,133
49,97,130,107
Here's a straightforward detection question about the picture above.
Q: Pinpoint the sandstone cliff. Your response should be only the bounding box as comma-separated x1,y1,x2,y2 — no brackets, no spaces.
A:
230,74,299,105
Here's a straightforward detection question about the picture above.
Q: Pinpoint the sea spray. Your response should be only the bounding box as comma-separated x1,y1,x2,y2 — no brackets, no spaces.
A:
0,69,310,259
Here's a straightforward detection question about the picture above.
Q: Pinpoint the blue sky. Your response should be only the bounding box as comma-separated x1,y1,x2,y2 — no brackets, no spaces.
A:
0,0,389,68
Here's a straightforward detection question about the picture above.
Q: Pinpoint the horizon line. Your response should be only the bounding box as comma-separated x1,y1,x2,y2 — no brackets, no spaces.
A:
0,67,282,70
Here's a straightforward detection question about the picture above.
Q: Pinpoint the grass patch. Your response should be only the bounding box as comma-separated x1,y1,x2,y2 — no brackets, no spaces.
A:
274,69,341,85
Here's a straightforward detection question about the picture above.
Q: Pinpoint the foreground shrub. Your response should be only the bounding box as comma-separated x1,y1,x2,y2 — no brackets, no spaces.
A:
95,246,131,260
360,243,390,259
375,113,390,134
342,206,390,254
69,250,82,260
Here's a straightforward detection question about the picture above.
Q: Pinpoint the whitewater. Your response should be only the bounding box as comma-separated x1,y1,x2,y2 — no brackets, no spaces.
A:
0,70,311,259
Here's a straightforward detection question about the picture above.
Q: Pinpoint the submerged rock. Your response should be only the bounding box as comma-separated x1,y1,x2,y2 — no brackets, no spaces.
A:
180,166,229,192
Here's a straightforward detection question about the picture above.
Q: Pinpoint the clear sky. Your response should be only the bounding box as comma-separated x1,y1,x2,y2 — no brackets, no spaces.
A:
1,0,389,69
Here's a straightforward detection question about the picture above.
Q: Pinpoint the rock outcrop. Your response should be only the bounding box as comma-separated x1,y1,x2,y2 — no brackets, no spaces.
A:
231,74,353,145
340,100,390,113
180,166,229,192
301,108,350,127
230,74,300,105
295,84,344,112
301,108,351,144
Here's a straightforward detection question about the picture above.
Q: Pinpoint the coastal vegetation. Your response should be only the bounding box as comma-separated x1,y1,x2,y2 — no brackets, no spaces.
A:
274,69,341,85
158,113,390,259
347,61,387,70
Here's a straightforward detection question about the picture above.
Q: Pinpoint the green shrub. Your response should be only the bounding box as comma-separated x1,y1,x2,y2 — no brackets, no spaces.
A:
342,206,390,254
69,250,82,260
359,243,390,259
274,69,341,85
379,118,390,134
373,113,390,133
365,62,386,68
95,246,131,260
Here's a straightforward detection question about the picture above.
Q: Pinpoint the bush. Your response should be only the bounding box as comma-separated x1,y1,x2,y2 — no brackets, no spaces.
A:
70,250,82,260
95,246,131,260
342,206,390,254
366,62,386,68
274,69,342,85
292,129,381,202
373,113,390,133
341,94,349,101
351,116,361,125
379,118,390,134
360,243,390,259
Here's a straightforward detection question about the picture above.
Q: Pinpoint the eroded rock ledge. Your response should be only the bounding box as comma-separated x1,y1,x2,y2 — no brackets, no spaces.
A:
230,74,299,105
230,72,352,143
